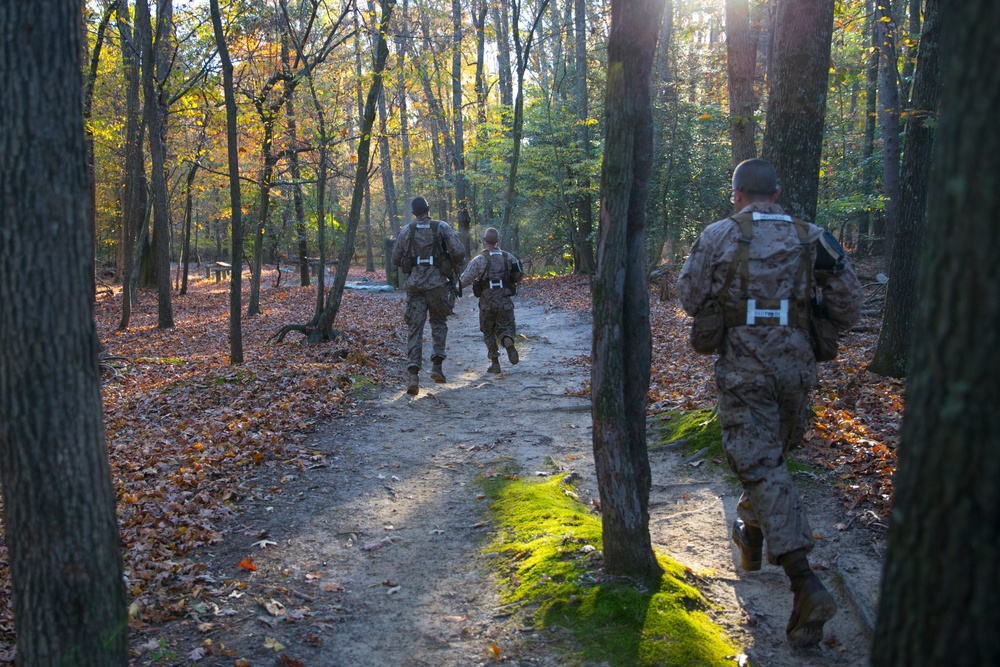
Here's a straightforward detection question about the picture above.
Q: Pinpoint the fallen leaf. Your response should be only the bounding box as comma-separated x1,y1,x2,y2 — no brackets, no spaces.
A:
324,581,344,592
264,636,286,652
234,660,251,667
188,646,206,661
305,572,323,580
303,631,323,647
278,655,305,667
263,599,286,617
237,558,257,571
252,539,278,549
486,643,501,662
197,622,214,633
444,615,467,622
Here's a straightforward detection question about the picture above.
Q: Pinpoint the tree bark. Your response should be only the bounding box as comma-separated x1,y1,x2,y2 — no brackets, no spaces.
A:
180,160,199,295
877,0,902,267
84,2,116,305
136,0,174,328
377,87,401,238
0,1,128,663
870,0,940,378
452,0,471,253
591,0,664,582
725,0,758,166
116,0,146,330
760,0,835,222
872,2,1000,662
280,32,311,287
573,0,596,274
398,0,414,235
858,0,879,257
210,0,244,364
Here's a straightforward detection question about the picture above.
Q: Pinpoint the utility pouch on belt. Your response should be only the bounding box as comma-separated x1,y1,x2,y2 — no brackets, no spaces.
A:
809,298,839,361
690,298,726,354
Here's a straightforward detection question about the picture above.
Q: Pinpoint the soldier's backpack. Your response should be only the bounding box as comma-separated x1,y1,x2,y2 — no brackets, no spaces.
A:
472,249,522,297
690,212,838,360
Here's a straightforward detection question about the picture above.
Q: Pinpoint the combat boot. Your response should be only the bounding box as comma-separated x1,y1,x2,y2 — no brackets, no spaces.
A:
502,336,519,365
406,371,420,395
731,519,763,571
430,358,446,383
779,549,837,648
487,359,501,373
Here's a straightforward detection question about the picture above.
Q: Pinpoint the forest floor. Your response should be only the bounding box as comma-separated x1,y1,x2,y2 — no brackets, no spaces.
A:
121,278,886,667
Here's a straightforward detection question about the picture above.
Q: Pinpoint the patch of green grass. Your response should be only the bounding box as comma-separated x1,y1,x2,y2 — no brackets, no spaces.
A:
653,407,723,459
652,407,820,477
480,466,737,667
347,374,378,399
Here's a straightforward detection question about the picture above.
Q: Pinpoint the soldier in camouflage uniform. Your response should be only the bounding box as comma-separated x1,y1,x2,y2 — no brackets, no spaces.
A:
676,159,862,648
391,196,467,395
460,227,523,373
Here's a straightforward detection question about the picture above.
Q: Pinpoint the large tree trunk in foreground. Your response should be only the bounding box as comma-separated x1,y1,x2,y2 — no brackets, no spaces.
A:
869,0,941,379
761,0,834,222
0,1,128,663
591,0,664,583
872,2,1000,663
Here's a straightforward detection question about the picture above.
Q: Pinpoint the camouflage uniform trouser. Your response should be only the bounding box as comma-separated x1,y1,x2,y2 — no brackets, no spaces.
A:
405,285,454,372
478,290,516,360
716,363,814,564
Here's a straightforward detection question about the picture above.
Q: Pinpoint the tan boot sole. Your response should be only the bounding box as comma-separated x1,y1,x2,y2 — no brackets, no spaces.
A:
787,588,837,648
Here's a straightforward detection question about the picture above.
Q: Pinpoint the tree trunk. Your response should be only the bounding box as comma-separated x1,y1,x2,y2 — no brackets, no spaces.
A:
281,33,311,287
312,0,394,342
493,2,514,109
377,87,401,238
248,118,276,317
0,1,128,663
760,0,835,222
858,0,879,257
180,160,198,295
84,2,115,305
872,2,1000,662
452,0,471,254
398,0,414,234
899,0,921,106
573,0,596,274
877,0,902,268
869,0,940,378
726,0,757,166
499,0,550,252
591,0,664,583
210,0,243,364
116,0,146,330
136,0,174,328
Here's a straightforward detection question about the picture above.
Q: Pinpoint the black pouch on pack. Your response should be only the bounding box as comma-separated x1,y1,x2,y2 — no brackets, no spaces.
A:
690,299,726,354
809,299,839,361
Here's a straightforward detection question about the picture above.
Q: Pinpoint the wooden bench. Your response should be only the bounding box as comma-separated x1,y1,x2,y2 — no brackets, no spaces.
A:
206,262,231,282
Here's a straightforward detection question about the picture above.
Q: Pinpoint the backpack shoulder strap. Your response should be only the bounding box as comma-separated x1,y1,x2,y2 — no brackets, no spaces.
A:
723,213,754,301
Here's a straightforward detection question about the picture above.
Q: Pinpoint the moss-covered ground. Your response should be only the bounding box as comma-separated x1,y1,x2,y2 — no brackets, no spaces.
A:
479,459,737,666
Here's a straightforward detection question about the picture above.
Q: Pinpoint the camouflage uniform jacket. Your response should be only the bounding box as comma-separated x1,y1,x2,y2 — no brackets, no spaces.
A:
676,202,862,377
391,215,467,292
459,248,521,297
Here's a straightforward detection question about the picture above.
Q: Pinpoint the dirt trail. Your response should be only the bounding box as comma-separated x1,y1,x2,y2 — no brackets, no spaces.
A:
143,291,882,666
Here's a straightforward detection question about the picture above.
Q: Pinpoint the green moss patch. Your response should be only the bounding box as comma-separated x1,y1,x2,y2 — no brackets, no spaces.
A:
480,467,737,666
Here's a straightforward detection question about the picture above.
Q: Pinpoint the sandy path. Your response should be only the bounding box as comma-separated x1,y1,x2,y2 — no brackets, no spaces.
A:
140,291,880,666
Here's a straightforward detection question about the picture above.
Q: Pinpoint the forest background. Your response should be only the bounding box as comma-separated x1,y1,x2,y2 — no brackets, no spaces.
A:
3,0,971,663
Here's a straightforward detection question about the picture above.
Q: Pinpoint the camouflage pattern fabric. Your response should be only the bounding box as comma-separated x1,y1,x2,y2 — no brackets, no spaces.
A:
676,202,863,562
404,285,454,372
391,215,467,292
460,249,520,359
